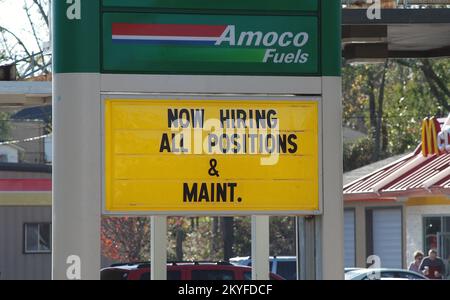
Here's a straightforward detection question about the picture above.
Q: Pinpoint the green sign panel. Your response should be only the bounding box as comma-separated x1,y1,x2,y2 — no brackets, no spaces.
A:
54,0,340,76
102,0,318,12
102,13,319,75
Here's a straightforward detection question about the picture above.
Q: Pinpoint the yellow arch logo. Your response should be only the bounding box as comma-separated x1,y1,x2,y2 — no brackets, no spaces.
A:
421,117,441,156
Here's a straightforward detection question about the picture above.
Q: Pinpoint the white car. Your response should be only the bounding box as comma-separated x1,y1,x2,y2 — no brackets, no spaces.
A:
345,267,363,273
345,268,428,280
230,256,297,280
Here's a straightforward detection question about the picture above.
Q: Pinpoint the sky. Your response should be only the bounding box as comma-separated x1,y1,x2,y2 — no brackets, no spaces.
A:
0,0,49,57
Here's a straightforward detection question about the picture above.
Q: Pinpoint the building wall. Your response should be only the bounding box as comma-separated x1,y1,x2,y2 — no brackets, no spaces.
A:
0,206,51,280
345,201,407,268
0,170,51,179
0,145,19,163
405,199,450,265
10,120,45,164
44,134,52,163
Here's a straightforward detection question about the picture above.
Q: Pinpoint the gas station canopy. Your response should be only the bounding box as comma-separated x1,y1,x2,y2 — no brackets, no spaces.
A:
343,8,450,61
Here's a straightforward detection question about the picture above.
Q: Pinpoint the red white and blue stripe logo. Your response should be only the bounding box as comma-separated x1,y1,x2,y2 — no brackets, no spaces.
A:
112,23,227,45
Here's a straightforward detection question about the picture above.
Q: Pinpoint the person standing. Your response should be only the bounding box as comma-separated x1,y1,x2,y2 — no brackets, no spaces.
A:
419,249,446,279
408,251,424,274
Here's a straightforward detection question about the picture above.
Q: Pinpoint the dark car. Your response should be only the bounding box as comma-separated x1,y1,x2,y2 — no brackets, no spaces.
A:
101,261,285,280
230,256,297,280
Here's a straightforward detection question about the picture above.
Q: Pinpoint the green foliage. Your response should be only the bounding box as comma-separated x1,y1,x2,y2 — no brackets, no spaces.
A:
342,64,370,133
233,217,251,256
102,216,297,264
343,137,376,172
101,216,150,262
343,58,450,171
167,217,224,261
178,219,217,261
270,217,296,256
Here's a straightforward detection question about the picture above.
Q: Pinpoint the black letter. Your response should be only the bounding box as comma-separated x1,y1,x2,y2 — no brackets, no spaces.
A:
217,183,227,202
278,134,287,153
168,109,178,128
191,109,204,128
199,183,210,202
255,110,266,129
288,134,298,153
236,109,247,128
232,134,241,154
267,109,278,128
183,183,197,202
159,134,171,153
228,183,237,202
220,110,230,128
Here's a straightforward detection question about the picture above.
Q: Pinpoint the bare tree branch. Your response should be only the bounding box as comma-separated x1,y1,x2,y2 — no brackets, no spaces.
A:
23,0,47,74
32,0,49,28
0,1,50,79
0,25,33,59
24,0,44,52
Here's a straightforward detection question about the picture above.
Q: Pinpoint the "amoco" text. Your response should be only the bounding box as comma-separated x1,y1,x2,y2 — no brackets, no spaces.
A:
215,25,310,64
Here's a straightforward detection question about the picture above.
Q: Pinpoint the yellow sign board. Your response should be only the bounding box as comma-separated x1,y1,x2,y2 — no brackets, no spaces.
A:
104,98,319,213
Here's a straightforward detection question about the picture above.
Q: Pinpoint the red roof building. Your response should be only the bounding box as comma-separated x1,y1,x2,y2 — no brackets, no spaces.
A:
344,117,450,272
0,163,51,280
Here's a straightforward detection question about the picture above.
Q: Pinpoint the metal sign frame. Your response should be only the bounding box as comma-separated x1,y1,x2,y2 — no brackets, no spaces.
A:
100,93,323,216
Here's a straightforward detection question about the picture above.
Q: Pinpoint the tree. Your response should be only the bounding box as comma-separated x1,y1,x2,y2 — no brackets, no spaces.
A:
101,216,297,263
397,58,450,113
270,217,296,256
232,216,296,257
343,61,389,161
0,50,9,139
342,58,447,171
0,0,51,79
233,217,251,256
381,59,441,154
101,216,150,263
344,137,375,172
167,217,190,261
222,217,234,261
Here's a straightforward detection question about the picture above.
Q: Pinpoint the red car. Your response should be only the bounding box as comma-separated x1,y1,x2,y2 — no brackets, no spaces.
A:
101,261,285,280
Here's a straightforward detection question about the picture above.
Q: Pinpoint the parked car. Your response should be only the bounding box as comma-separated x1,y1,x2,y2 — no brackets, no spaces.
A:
101,261,285,280
345,268,428,280
344,267,363,273
230,256,296,280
